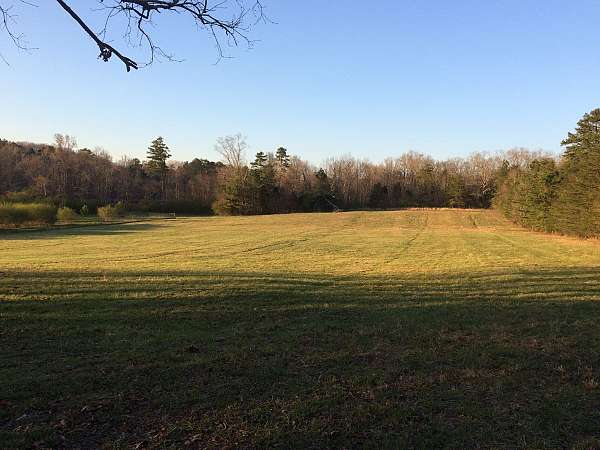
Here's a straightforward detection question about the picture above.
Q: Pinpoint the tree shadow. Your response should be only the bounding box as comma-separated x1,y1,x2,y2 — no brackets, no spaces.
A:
0,222,164,240
1,266,600,448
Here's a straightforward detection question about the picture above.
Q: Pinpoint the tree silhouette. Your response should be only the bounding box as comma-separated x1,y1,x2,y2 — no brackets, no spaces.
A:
1,0,265,71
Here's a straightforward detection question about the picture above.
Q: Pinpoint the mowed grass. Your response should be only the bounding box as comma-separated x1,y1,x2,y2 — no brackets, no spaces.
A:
1,209,600,449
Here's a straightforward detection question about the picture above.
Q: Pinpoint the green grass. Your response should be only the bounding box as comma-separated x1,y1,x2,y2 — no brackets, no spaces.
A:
1,209,600,449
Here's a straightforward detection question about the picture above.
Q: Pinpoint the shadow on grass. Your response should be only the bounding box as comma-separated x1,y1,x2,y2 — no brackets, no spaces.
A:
1,267,600,448
0,222,164,240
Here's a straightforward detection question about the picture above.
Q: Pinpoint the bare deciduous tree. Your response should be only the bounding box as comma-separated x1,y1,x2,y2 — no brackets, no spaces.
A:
54,133,77,152
1,0,265,71
215,133,247,169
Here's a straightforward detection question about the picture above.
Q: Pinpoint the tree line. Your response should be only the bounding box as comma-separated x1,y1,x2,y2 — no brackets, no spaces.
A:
494,108,600,238
0,135,222,215
3,112,598,237
0,133,514,216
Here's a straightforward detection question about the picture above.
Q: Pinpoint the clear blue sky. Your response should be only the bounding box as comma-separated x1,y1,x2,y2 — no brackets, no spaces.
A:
1,0,599,164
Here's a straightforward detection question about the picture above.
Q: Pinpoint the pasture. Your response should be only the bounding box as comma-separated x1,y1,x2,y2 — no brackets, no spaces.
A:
1,209,600,448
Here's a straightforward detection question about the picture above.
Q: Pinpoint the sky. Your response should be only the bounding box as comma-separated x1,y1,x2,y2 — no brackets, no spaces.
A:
1,0,600,165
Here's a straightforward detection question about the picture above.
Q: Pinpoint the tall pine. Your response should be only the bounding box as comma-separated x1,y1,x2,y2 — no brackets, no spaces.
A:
146,137,172,200
275,147,291,168
552,109,600,237
250,152,276,214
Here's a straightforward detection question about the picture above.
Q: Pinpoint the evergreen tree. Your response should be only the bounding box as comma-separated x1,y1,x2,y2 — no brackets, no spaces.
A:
250,152,276,214
275,147,291,168
493,109,600,237
311,169,336,211
493,161,520,220
146,137,171,174
417,163,437,206
218,170,252,215
250,151,268,170
146,137,171,200
446,175,466,208
552,109,600,236
519,158,559,231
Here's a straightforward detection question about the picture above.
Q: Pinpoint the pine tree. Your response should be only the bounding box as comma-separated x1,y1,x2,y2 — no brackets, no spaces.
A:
250,152,275,214
446,175,466,208
250,151,268,170
552,109,600,236
493,161,522,222
222,170,252,215
311,169,336,211
519,158,559,232
147,137,171,174
146,137,171,200
275,147,291,169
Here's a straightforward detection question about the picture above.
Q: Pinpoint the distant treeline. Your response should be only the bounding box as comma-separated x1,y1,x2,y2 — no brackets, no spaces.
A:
3,110,598,237
494,109,600,238
0,136,221,215
0,134,516,215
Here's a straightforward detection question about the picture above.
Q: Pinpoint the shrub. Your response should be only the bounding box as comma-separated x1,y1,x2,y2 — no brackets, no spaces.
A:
57,207,78,222
28,203,58,225
97,204,125,222
0,203,28,226
0,202,57,227
80,204,90,216
2,189,40,203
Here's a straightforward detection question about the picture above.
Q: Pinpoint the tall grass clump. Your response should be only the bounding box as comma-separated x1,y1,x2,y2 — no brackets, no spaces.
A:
57,207,79,223
97,202,126,222
0,202,57,227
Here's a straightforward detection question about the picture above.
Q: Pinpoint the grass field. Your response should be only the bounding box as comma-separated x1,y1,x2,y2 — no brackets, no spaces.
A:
2,209,600,449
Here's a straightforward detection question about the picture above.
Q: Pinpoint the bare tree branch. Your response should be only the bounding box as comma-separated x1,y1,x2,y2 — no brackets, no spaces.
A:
2,0,266,71
56,0,138,71
0,0,37,64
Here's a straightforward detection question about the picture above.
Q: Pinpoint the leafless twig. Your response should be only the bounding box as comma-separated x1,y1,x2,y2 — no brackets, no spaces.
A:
0,0,37,64
1,0,265,70
57,0,266,71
